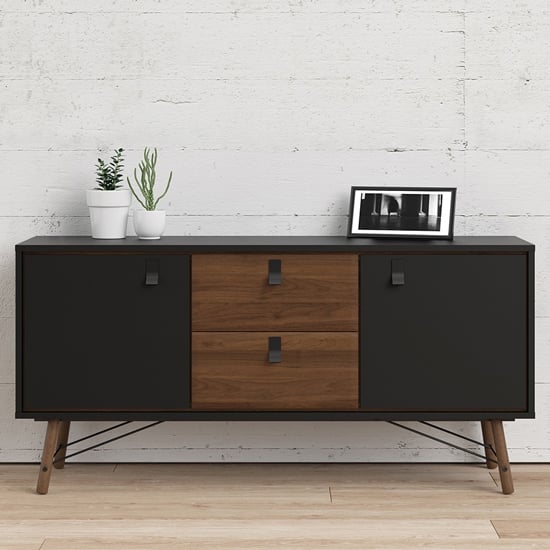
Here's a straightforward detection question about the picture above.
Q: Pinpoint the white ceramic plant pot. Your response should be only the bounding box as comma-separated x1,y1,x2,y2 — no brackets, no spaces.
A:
133,210,166,240
86,189,131,239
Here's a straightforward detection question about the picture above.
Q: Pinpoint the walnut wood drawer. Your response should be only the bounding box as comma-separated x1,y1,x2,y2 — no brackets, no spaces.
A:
192,254,358,331
191,332,359,410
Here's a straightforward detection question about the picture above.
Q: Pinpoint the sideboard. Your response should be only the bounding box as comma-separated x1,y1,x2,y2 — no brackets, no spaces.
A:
15,236,535,494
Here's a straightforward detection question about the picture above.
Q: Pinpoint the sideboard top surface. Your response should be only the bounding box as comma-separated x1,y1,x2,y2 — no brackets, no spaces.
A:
16,235,534,252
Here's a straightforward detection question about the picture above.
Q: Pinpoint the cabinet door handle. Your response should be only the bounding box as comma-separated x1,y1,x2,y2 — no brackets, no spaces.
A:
268,259,282,285
268,336,282,363
145,260,160,286
391,259,405,286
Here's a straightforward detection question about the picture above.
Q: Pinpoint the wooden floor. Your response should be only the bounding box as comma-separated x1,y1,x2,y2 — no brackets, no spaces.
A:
1,463,550,549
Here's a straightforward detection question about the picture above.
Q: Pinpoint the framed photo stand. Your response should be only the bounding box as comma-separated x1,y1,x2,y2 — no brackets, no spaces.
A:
348,186,456,239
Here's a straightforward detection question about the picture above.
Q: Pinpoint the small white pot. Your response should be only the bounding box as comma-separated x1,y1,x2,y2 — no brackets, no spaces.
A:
133,210,166,240
86,189,131,239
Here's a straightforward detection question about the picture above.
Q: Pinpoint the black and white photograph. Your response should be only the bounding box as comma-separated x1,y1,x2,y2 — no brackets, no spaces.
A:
348,187,456,239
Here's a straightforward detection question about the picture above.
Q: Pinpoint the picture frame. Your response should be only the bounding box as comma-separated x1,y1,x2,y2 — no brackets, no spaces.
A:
347,186,456,240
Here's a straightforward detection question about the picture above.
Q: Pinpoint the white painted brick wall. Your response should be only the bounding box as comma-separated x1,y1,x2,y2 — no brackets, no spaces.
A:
1,0,549,462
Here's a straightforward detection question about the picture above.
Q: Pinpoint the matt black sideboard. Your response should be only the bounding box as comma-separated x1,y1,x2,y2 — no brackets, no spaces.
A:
15,236,535,494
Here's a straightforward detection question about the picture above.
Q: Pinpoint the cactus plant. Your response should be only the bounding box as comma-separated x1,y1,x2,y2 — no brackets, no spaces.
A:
127,147,172,211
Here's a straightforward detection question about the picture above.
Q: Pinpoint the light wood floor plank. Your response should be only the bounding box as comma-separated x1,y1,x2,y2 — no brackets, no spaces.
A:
112,462,494,484
0,543,43,550
3,501,550,521
0,519,498,540
492,520,550,539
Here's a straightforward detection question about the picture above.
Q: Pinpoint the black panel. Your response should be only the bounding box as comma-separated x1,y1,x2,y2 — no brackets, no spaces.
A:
360,254,528,412
22,253,190,411
16,235,534,253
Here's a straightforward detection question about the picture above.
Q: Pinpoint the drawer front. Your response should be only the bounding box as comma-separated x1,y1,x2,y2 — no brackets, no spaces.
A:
192,254,358,331
192,332,358,410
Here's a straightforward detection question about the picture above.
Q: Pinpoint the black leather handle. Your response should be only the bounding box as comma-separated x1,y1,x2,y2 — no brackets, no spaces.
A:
391,259,405,286
268,259,282,285
145,260,159,286
268,336,282,363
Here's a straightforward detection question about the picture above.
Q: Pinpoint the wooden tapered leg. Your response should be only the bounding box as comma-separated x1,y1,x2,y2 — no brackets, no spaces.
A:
481,420,498,470
36,420,60,495
491,420,514,495
53,421,71,470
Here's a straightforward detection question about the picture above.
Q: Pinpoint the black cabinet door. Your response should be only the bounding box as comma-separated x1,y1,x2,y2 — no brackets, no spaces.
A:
22,253,190,411
360,254,528,412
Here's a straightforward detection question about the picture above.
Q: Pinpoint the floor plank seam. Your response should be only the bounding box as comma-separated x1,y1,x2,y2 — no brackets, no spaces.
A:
489,519,501,539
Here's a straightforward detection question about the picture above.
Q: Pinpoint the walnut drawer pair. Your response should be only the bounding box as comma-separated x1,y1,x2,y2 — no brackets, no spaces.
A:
192,254,359,411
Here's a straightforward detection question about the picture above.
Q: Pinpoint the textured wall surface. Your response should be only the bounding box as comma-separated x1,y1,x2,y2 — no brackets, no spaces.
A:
1,0,549,462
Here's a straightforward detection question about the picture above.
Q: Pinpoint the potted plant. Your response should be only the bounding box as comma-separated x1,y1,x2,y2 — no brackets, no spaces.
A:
86,148,132,239
127,147,172,239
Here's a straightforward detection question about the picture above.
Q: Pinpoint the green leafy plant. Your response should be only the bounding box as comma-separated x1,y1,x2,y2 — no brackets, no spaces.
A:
127,147,172,211
95,148,125,190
